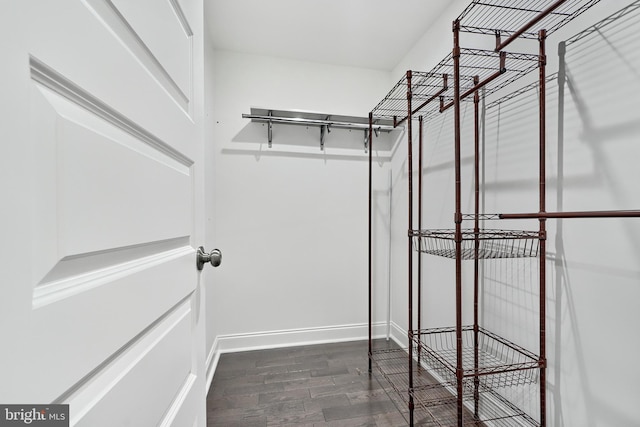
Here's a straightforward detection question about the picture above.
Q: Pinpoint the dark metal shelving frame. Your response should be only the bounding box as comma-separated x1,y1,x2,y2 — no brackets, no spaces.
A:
370,49,540,125
368,50,543,426
365,1,635,426
457,0,602,47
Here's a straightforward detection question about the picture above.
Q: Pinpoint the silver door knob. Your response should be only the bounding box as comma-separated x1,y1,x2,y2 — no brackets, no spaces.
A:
196,246,222,270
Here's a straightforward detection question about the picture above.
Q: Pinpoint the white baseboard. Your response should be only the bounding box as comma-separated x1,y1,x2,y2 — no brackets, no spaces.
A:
205,321,390,393
389,321,407,348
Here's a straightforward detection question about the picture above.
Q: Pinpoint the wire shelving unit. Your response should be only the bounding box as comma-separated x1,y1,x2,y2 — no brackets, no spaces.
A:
365,1,630,426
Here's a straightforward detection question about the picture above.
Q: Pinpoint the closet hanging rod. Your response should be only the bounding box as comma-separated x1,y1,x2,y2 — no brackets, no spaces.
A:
243,107,397,150
499,209,640,219
242,113,397,132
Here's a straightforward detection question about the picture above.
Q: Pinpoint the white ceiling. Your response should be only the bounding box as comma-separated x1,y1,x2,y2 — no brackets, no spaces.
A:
206,0,452,71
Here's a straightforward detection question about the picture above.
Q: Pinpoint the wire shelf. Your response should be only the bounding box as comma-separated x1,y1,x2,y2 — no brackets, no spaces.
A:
411,229,540,259
370,345,540,426
412,383,540,426
370,349,539,426
371,0,603,118
370,68,451,121
369,348,443,405
447,48,539,105
410,382,479,427
371,1,603,121
456,0,602,39
412,326,540,390
371,48,539,121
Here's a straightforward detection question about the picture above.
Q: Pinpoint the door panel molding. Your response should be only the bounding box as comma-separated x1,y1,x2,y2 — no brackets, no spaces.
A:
34,243,192,309
29,76,193,288
31,56,193,168
82,0,190,113
169,0,194,38
36,237,190,286
63,297,193,425
159,373,197,427
16,253,196,402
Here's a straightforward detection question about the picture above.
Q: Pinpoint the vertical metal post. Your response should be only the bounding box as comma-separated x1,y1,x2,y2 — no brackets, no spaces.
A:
368,112,373,373
473,75,481,420
538,29,548,427
417,115,424,365
453,20,464,427
387,169,393,341
406,70,415,426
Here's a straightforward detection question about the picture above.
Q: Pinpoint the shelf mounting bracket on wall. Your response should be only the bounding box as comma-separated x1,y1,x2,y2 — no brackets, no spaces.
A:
364,130,369,153
267,110,273,148
243,107,397,151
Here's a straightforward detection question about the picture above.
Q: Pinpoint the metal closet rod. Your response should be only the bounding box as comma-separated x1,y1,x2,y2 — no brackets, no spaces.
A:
499,210,640,219
242,113,397,132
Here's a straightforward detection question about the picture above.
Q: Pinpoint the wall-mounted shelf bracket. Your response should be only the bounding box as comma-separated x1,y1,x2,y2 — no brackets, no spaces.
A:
364,130,369,153
267,110,273,148
243,107,396,151
320,124,326,150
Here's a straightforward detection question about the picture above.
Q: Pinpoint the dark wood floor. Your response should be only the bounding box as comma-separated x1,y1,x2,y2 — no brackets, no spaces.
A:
206,339,409,426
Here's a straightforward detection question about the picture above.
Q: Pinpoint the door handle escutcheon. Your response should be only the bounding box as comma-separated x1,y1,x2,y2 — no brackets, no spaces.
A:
196,246,222,270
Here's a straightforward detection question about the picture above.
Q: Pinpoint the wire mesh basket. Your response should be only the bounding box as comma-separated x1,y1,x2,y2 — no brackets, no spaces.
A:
411,381,540,426
370,348,443,404
371,339,541,426
411,229,540,259
412,326,540,390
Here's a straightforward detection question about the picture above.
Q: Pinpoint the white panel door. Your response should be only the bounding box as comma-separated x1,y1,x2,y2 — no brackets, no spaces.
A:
0,1,207,426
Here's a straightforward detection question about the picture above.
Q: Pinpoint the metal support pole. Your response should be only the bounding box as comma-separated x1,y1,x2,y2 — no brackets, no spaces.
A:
387,169,393,341
538,29,548,427
368,112,373,374
473,75,481,420
406,70,415,426
453,20,464,427
417,115,424,365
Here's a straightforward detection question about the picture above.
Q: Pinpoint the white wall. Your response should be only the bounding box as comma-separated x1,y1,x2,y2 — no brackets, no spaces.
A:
386,1,640,426
206,49,394,360
540,5,640,425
